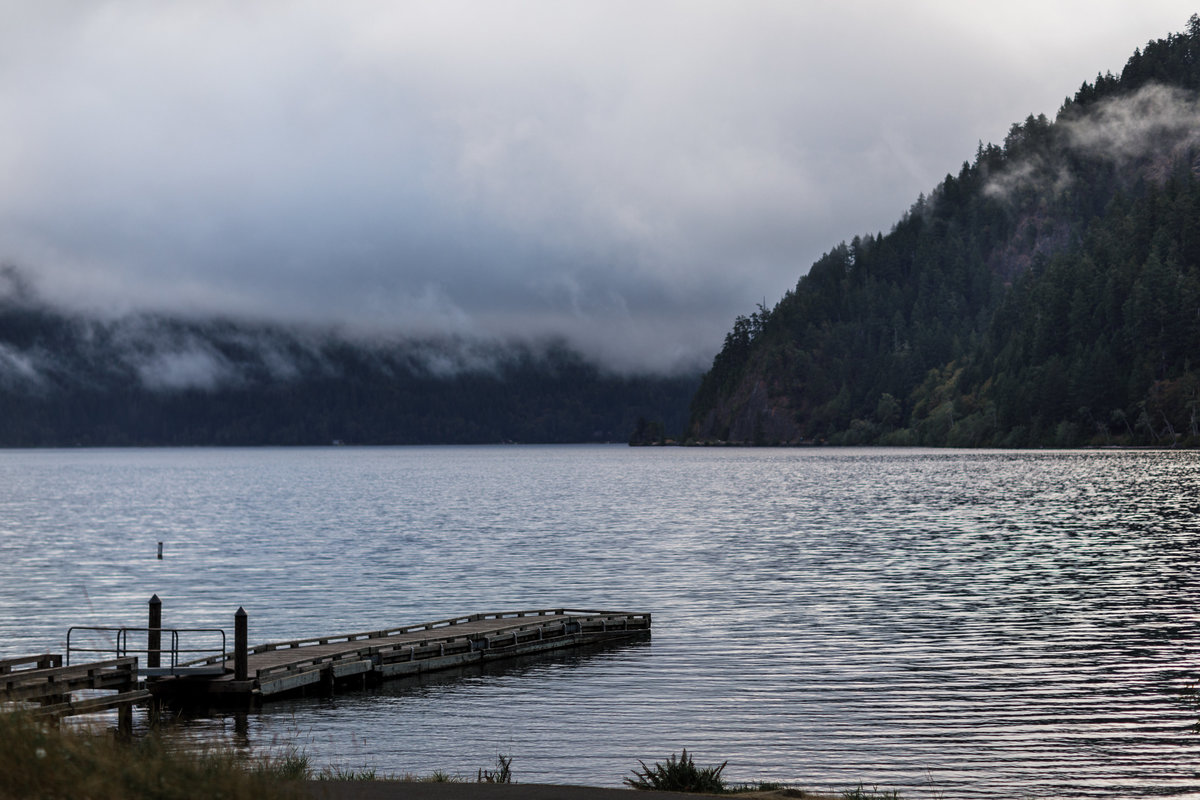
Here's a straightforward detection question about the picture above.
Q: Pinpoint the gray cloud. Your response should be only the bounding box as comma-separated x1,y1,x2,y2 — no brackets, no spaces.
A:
983,83,1200,207
1064,83,1200,170
0,1,1194,372
0,343,42,388
131,345,235,392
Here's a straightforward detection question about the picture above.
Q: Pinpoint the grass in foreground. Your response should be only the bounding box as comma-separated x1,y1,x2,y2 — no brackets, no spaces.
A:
1,714,900,799
0,712,305,800
0,713,516,799
840,787,901,799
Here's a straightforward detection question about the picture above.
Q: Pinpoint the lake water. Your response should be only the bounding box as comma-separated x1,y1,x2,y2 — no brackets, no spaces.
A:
2,445,1199,797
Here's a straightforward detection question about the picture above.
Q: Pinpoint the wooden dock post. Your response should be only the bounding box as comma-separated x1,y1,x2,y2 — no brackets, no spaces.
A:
234,607,248,681
147,594,162,670
118,701,133,738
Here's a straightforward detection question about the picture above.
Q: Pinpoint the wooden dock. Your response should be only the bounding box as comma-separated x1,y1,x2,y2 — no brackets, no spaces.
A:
148,608,650,708
1,653,151,733
0,607,650,717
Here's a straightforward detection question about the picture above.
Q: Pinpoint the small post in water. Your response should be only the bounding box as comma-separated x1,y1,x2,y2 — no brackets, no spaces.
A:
234,607,248,681
157,541,163,560
148,594,162,670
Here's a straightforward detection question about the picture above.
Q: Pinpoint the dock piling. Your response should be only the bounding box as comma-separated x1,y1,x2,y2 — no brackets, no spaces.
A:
147,595,162,670
234,607,248,681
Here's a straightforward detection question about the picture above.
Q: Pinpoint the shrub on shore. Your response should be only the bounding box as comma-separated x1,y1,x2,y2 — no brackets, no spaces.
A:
477,753,513,783
624,749,903,797
625,748,728,793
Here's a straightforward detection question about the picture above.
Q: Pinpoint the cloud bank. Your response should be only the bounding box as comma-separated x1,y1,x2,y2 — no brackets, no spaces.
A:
0,1,1194,371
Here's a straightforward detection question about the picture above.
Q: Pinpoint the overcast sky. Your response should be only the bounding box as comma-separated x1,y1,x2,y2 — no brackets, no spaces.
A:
0,2,1195,371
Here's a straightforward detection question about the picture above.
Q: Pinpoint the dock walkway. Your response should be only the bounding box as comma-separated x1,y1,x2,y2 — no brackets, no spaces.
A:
150,608,650,707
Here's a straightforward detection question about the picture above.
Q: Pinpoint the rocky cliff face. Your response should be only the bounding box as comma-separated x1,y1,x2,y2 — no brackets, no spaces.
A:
692,373,804,444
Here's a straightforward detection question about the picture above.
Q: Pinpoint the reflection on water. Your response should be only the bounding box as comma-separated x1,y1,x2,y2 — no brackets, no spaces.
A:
2,446,1200,797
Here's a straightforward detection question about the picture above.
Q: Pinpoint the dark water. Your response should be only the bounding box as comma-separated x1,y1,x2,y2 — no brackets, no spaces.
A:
2,446,1199,797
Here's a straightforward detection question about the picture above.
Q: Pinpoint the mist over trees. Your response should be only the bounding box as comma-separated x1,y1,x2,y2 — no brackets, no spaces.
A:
0,282,696,446
689,16,1200,448
10,19,1200,449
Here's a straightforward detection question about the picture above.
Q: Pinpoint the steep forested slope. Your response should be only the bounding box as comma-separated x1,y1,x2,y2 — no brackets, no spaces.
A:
0,283,696,446
689,16,1200,447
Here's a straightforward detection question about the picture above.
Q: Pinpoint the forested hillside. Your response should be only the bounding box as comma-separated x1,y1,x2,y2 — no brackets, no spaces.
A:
0,279,696,446
689,16,1200,447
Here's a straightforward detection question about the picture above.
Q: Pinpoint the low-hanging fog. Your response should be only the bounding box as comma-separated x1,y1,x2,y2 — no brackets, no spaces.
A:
0,1,1194,373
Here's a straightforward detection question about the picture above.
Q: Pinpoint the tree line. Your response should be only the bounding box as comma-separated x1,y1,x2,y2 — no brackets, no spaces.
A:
0,299,697,446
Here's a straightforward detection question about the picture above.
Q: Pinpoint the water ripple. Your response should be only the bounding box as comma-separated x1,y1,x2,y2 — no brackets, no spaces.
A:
1,446,1199,796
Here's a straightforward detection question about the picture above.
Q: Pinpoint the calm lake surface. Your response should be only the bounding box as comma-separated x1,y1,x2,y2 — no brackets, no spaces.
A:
2,446,1199,797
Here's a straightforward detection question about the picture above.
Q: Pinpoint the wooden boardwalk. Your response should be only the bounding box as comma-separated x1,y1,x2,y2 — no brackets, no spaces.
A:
149,608,650,707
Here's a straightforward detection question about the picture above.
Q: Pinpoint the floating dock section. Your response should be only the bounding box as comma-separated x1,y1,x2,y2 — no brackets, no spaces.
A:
148,608,650,708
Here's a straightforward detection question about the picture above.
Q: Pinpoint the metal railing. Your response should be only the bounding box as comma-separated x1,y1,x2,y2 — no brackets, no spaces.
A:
66,626,228,677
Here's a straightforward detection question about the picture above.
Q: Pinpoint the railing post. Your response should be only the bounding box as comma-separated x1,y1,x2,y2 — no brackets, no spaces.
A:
234,607,248,681
148,594,162,670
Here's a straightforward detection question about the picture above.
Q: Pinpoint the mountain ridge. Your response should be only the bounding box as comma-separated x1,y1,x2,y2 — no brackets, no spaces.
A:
0,282,697,446
687,15,1200,448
